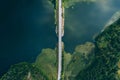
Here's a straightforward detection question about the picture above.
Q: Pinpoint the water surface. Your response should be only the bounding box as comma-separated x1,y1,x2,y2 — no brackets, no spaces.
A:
0,0,57,76
63,0,120,52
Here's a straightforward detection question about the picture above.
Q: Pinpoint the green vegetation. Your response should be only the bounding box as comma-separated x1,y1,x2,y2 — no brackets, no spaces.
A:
0,62,48,80
76,18,120,80
64,42,95,80
35,48,57,80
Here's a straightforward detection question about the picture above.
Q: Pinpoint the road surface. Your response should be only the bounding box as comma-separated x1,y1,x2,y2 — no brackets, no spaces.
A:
57,0,64,80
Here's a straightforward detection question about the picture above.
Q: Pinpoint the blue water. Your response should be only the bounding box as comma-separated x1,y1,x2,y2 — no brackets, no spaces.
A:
63,0,120,52
0,0,57,76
